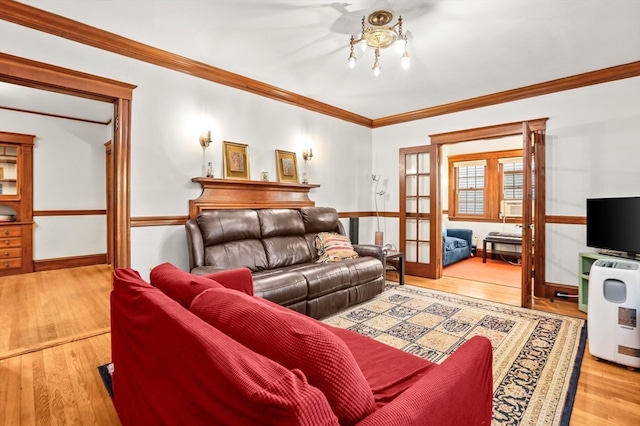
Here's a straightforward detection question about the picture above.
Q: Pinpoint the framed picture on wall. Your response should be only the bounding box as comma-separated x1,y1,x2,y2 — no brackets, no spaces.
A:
275,150,299,183
223,141,250,180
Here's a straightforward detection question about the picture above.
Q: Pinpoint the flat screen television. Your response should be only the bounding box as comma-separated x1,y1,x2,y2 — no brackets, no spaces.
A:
586,196,640,257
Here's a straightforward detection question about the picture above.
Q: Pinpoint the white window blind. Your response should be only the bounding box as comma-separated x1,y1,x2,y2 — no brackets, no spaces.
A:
501,157,534,200
455,160,486,215
502,159,523,200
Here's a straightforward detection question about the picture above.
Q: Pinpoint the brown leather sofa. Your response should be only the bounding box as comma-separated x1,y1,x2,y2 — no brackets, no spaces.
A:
185,207,385,319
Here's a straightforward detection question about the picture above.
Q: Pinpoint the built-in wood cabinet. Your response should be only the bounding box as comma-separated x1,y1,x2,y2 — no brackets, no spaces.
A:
0,131,34,276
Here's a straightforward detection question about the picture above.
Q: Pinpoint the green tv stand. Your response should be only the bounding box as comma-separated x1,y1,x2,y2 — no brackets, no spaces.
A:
578,252,619,313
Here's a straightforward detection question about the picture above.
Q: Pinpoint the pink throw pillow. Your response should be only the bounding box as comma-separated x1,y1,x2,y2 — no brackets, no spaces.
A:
150,262,222,308
190,288,376,425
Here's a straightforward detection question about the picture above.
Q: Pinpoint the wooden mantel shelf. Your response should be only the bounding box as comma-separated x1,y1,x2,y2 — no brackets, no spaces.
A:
189,177,320,218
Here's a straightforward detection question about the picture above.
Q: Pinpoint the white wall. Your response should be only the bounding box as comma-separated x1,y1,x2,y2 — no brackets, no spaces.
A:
0,20,374,278
372,77,640,287
0,108,110,259
2,20,639,285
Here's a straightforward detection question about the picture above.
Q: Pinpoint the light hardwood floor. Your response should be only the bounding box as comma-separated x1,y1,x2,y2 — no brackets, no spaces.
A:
1,265,638,425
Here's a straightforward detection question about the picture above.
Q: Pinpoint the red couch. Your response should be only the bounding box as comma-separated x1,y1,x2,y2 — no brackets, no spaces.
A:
111,264,493,425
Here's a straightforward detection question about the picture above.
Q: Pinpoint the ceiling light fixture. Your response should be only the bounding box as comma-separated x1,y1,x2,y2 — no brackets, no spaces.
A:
348,10,409,76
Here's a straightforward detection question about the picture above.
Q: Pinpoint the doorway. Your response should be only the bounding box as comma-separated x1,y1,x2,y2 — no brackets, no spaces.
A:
440,140,524,289
0,52,135,268
399,119,547,307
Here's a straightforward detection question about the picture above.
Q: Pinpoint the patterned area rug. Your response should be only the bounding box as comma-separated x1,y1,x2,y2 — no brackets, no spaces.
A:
323,284,586,426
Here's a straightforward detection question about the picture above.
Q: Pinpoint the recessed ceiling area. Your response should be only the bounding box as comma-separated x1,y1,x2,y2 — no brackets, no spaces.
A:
0,82,114,124
6,0,640,119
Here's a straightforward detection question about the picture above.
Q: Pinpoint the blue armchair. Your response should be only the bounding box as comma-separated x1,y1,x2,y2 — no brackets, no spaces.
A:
443,228,473,267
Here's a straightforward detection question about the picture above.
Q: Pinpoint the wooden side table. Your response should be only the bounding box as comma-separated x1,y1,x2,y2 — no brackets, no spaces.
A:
385,251,405,285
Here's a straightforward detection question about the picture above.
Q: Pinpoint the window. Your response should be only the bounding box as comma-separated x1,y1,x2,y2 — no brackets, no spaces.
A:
454,160,485,215
501,159,523,200
448,149,525,221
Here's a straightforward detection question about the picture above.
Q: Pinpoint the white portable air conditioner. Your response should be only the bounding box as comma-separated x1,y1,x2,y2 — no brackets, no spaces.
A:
588,258,640,368
500,200,523,218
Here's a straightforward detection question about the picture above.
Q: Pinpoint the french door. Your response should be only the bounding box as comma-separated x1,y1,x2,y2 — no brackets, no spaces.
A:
399,145,439,278
521,124,534,307
427,118,547,308
521,122,546,307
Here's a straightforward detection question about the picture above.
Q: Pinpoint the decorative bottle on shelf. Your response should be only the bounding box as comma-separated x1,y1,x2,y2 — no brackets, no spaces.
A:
206,162,214,178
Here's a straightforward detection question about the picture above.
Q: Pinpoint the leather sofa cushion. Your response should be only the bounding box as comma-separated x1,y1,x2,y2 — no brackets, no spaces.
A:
150,262,223,308
197,210,270,271
300,207,340,233
191,288,376,425
258,210,313,268
204,240,269,271
258,209,306,238
342,257,385,286
252,270,308,306
197,209,261,245
305,289,350,320
264,236,312,269
289,262,351,298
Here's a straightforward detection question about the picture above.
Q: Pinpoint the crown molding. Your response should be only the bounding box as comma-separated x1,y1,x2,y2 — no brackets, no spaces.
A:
373,61,640,128
1,1,638,129
0,0,372,128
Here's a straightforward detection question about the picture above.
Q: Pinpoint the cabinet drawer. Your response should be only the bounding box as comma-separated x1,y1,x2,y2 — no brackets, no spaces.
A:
0,226,22,237
0,247,21,258
1,258,22,270
0,237,22,248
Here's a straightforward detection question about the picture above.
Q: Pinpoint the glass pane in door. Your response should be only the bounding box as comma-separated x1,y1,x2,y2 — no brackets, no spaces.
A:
418,197,430,214
406,154,418,174
418,175,430,196
418,242,430,262
406,175,417,194
418,219,430,240
418,153,430,173
406,241,417,262
406,219,417,240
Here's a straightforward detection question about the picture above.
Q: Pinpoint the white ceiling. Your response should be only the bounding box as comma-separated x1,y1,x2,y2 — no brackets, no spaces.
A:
3,0,640,121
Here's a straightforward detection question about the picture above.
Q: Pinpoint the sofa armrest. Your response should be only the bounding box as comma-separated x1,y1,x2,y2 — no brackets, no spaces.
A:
202,268,255,296
185,219,205,271
355,336,493,426
353,244,384,263
447,228,473,248
191,265,226,275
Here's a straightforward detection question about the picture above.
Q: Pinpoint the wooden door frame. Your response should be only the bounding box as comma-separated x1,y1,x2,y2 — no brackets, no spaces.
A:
104,140,114,265
0,52,136,268
399,145,440,278
429,118,548,301
521,123,534,307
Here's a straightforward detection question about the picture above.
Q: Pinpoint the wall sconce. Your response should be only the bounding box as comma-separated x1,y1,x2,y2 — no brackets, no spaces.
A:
199,130,213,177
302,147,314,162
199,130,212,149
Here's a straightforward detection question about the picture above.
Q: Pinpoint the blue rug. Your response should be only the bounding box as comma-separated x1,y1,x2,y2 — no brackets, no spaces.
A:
97,363,113,398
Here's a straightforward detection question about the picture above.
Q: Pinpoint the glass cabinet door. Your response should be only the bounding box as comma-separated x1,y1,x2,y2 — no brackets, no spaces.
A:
0,145,19,197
